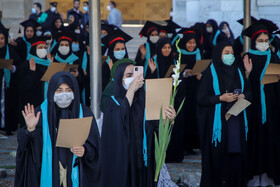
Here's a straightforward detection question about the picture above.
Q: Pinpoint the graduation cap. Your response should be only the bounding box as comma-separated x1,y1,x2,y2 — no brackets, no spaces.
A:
165,19,181,31
242,19,279,40
55,32,76,43
29,36,48,47
102,29,132,47
0,22,9,40
158,25,173,34
274,30,280,35
139,21,160,37
178,28,198,37
237,16,258,25
101,24,116,34
20,19,40,29
50,2,57,7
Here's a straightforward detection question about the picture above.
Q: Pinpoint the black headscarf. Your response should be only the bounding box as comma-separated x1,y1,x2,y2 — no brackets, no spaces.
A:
206,19,218,34
113,62,145,167
47,71,81,167
56,39,73,59
51,17,64,34
212,41,239,92
179,32,198,50
156,37,174,78
219,21,235,45
108,41,129,63
0,27,8,58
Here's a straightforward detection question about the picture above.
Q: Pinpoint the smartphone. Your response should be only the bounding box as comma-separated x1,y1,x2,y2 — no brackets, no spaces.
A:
233,89,242,95
134,66,143,78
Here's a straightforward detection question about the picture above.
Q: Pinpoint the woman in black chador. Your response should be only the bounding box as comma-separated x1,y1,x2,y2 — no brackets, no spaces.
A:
15,72,100,187
197,42,251,187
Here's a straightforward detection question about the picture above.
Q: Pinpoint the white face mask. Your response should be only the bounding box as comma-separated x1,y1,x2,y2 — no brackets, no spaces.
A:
46,39,52,45
58,46,70,55
74,29,81,34
150,36,159,44
206,27,213,33
50,7,56,12
167,33,173,38
36,30,43,37
54,92,74,108
222,28,230,34
36,49,47,58
256,42,269,52
107,5,111,11
123,77,134,90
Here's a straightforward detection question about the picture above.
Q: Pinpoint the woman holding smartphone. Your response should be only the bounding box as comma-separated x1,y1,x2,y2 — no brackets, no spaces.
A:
101,62,176,187
197,42,251,187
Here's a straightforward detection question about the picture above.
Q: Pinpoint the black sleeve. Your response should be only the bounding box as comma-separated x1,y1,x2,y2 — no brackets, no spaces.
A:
81,106,101,185
15,108,43,187
197,68,221,106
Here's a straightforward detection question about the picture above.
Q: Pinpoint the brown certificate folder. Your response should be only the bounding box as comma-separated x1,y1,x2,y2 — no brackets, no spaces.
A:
0,59,13,69
41,63,79,82
164,64,187,78
56,117,93,148
191,59,211,74
145,78,173,120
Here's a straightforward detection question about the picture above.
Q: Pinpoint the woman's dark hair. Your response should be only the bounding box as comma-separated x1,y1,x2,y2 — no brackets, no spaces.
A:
110,1,116,7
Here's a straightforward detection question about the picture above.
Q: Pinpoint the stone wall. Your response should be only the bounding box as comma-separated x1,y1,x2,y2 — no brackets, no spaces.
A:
0,0,46,38
172,0,280,38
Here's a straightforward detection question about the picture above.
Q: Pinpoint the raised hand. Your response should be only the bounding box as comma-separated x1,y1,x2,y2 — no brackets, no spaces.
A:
128,74,144,93
243,55,252,77
22,103,41,132
140,45,147,59
29,58,36,71
148,58,157,73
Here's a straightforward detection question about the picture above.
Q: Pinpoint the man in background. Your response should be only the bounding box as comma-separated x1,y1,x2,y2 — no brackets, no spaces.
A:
107,1,122,28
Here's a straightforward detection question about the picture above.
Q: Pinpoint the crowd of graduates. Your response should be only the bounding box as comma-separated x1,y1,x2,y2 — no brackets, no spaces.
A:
0,0,280,186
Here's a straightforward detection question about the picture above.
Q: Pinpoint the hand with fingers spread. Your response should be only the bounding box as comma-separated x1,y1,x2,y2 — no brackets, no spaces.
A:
243,55,252,78
22,103,41,132
140,45,147,60
164,105,176,121
29,58,36,71
71,146,85,157
148,58,157,73
47,52,52,62
220,93,238,103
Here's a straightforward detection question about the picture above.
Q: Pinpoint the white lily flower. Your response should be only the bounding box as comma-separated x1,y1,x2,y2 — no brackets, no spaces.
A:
175,62,180,70
173,79,182,87
172,73,179,81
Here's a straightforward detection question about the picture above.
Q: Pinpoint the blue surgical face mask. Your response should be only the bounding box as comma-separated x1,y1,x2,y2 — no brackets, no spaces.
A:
32,8,36,14
72,43,80,52
222,54,235,66
114,50,126,60
83,6,88,12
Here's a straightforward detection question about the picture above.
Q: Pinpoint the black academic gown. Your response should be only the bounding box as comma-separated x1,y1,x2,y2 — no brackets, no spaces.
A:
15,105,100,187
197,64,250,187
13,37,29,63
0,45,20,132
101,88,158,187
246,52,280,185
18,60,47,128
